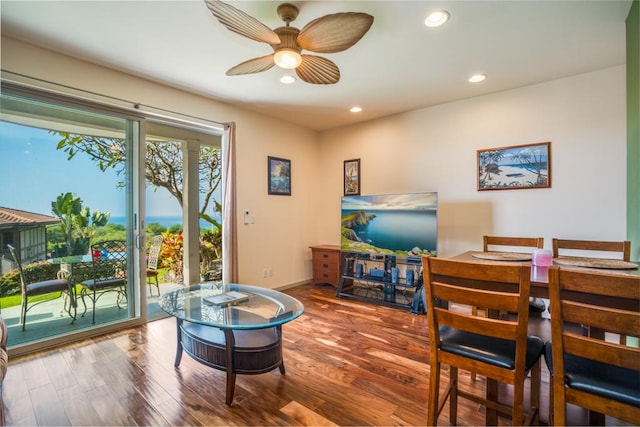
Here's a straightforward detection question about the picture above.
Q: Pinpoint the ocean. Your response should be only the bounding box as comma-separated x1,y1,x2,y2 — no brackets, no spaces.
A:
109,216,220,229
346,209,437,253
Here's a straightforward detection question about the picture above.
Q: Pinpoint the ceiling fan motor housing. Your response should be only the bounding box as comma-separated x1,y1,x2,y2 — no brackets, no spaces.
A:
272,26,301,53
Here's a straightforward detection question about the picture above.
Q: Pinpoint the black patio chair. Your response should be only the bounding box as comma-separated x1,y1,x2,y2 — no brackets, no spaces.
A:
7,244,72,331
79,240,128,324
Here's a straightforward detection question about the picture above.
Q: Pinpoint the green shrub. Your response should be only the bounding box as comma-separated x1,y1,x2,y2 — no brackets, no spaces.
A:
0,261,60,297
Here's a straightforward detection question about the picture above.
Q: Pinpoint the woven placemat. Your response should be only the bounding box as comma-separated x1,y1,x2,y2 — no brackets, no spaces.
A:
554,256,639,270
471,252,532,261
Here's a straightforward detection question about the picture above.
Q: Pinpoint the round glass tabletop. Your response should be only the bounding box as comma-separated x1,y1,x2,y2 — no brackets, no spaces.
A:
158,283,304,330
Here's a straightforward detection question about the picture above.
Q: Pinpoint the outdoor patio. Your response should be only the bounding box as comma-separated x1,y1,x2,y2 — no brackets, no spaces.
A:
1,281,183,347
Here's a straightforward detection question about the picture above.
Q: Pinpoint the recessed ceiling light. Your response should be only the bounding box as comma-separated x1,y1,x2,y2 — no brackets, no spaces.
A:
280,75,296,84
468,74,487,83
425,10,450,27
350,106,363,113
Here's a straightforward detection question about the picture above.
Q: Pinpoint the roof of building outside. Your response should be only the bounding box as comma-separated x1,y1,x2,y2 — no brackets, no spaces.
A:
0,207,58,227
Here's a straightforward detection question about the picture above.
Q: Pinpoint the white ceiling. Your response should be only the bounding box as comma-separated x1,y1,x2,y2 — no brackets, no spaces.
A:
1,0,632,131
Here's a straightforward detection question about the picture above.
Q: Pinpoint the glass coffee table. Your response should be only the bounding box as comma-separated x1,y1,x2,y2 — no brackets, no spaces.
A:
158,283,304,405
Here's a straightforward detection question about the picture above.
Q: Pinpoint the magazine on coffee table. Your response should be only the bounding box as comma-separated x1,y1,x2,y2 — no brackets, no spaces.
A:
204,291,250,306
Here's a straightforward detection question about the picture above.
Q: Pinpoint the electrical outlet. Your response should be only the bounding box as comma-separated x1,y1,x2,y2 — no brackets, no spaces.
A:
263,269,268,278
268,268,273,277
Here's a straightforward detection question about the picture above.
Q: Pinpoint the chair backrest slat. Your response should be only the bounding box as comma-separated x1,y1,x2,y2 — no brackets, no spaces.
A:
90,240,127,282
483,235,544,252
147,235,164,270
552,238,631,260
436,309,518,340
563,334,640,371
563,300,636,335
7,244,28,292
433,282,519,313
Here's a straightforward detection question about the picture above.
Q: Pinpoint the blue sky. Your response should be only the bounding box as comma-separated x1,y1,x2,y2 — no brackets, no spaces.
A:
1,121,183,218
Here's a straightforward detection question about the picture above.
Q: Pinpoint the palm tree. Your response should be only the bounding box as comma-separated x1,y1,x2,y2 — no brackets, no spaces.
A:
479,150,505,184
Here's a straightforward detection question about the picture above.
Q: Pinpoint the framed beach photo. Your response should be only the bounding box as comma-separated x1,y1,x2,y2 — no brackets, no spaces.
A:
477,141,551,191
268,156,291,195
344,159,360,196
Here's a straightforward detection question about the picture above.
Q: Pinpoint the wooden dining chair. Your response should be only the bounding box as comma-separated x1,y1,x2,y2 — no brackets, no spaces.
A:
553,238,632,345
544,266,640,426
551,238,631,261
483,235,546,315
422,256,544,426
146,235,164,296
7,244,72,330
79,240,128,324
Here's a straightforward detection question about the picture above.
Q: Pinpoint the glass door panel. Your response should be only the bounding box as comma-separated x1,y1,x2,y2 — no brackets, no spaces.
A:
143,122,222,321
0,93,138,348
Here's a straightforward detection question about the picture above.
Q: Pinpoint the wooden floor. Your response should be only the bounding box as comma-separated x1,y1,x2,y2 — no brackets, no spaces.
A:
2,283,593,426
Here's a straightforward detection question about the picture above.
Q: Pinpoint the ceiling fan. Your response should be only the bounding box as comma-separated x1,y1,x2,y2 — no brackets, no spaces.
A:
204,0,374,84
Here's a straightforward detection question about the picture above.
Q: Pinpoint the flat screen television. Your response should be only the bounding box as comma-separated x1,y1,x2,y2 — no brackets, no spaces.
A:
341,192,437,257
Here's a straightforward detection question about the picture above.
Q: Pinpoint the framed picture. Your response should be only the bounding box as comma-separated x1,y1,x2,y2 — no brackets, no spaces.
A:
268,156,291,195
344,158,360,196
477,141,551,191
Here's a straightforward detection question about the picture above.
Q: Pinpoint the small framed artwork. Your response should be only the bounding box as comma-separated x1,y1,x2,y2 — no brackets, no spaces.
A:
477,141,551,191
268,156,291,195
344,158,360,196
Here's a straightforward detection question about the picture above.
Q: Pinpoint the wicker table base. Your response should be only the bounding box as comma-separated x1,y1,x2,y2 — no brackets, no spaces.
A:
175,319,285,405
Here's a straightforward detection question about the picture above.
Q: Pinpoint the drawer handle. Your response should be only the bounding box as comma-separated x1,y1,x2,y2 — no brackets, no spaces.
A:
323,273,329,278
323,263,329,268
322,254,329,258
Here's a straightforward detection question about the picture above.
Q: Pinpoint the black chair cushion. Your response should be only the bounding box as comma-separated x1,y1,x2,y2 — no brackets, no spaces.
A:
528,298,546,313
439,326,544,371
82,278,126,291
544,342,640,407
26,278,68,295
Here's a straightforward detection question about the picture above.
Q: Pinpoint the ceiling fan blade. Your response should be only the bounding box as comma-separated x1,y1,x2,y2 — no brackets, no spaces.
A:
297,12,374,53
205,0,280,45
295,55,340,85
226,54,275,76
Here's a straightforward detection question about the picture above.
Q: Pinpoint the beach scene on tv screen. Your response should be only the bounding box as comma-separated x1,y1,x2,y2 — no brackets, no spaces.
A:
341,192,437,256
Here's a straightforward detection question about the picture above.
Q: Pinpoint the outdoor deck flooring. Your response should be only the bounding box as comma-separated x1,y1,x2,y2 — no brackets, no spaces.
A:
2,282,181,347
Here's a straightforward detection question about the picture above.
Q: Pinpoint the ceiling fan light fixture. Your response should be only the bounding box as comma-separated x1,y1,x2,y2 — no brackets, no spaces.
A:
350,106,363,113
425,10,450,27
274,48,302,69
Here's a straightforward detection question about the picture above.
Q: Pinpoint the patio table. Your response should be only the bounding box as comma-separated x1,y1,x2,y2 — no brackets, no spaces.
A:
47,254,122,321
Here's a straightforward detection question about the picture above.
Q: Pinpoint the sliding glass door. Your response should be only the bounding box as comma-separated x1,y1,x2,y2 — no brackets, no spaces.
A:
143,122,222,321
0,81,224,353
0,88,139,349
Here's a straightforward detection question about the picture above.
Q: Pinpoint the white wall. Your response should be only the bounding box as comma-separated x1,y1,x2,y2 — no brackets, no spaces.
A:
1,37,320,289
317,66,627,257
2,36,628,282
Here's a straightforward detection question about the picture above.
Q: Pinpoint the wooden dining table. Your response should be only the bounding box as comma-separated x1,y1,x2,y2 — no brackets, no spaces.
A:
450,250,639,308
446,251,640,425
